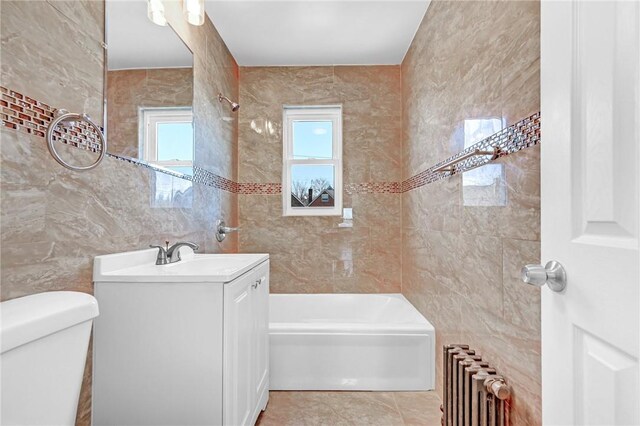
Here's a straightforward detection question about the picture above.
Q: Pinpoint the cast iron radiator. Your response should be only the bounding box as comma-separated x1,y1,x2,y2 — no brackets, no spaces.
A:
441,344,511,426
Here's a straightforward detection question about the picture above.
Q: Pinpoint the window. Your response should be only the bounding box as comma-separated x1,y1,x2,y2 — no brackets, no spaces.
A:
140,107,194,176
282,106,342,216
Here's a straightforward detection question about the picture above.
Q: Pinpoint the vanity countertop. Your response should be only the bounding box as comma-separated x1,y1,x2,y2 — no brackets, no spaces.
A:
93,249,268,283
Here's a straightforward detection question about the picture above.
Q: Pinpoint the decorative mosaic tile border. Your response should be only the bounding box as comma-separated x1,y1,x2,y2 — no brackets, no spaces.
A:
1,86,54,137
239,113,540,195
1,86,103,152
0,85,240,192
401,112,540,192
237,183,282,195
345,182,401,194
193,166,238,193
106,153,194,180
236,182,402,195
1,86,540,196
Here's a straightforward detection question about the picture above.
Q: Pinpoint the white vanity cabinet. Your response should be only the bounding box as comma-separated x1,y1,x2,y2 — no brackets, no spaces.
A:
223,261,269,426
92,250,269,426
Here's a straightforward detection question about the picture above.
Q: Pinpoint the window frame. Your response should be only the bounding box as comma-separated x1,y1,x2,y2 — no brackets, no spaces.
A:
140,107,194,172
282,105,343,216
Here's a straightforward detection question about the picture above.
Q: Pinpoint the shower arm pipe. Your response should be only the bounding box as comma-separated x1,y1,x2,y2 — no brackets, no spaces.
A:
433,147,501,172
217,93,240,111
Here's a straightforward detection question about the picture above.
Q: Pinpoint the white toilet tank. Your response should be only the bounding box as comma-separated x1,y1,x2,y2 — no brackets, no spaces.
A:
1,291,99,426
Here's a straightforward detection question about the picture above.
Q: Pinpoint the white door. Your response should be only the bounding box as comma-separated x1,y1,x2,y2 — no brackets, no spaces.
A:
540,1,639,425
224,278,253,426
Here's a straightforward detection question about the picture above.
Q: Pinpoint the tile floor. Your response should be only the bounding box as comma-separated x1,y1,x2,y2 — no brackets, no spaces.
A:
256,391,442,426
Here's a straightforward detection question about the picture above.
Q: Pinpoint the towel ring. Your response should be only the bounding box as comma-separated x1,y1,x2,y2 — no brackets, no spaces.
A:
46,109,107,171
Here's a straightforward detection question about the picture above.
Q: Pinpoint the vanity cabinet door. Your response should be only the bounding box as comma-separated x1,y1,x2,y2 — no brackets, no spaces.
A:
252,262,270,415
223,276,253,426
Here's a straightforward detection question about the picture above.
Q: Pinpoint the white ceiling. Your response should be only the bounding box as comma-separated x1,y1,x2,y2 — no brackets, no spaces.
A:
106,0,193,70
205,1,431,66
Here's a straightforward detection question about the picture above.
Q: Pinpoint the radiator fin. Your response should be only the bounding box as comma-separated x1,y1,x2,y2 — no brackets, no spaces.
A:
442,345,511,426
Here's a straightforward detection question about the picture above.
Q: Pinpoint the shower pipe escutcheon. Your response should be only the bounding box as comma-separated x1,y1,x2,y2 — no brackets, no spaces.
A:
46,109,107,171
521,260,567,292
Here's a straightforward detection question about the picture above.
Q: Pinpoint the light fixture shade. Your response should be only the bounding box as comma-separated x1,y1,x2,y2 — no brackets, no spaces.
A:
183,0,205,26
147,0,167,26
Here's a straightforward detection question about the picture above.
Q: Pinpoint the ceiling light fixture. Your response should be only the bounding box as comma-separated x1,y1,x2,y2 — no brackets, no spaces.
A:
147,0,167,26
147,0,205,27
183,0,205,26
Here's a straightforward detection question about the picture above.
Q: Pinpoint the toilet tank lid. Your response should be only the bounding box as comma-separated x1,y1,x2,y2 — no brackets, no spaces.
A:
1,291,99,354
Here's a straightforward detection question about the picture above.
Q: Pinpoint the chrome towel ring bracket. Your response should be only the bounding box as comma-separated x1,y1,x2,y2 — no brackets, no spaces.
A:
46,109,107,171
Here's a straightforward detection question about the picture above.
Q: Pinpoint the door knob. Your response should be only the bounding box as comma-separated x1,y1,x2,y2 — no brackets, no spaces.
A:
521,261,567,292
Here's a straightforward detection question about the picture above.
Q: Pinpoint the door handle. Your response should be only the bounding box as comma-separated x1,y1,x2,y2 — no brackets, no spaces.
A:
252,278,264,289
521,261,567,292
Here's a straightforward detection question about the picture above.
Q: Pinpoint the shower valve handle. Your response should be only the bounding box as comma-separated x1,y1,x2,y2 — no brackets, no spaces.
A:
215,220,240,242
521,261,567,292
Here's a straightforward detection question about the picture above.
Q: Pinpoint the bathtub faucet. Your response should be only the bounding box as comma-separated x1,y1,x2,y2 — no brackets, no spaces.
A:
150,241,199,265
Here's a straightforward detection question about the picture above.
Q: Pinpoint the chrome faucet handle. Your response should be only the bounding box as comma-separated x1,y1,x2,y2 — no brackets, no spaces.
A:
149,245,168,265
166,241,200,264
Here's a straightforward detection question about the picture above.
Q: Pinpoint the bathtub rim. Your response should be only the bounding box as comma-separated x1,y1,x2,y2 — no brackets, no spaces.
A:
269,293,435,335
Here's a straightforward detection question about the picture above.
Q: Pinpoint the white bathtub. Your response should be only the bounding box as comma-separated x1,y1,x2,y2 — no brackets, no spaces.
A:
269,293,435,391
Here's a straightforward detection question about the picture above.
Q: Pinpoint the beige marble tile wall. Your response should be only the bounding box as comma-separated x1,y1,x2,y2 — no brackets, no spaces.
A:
402,1,544,425
401,1,541,425
238,66,402,293
0,1,238,424
107,68,193,157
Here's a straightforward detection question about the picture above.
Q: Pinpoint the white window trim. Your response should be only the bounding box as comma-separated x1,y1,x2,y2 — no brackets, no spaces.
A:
140,107,194,170
282,105,343,216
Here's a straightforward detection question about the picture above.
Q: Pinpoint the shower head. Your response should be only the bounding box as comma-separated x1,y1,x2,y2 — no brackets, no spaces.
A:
218,93,240,112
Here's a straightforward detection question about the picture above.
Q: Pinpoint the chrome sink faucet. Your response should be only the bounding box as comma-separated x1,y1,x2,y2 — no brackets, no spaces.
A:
150,241,200,265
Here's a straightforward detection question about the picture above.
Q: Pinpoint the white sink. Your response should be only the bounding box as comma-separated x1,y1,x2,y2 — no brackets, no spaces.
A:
93,248,268,283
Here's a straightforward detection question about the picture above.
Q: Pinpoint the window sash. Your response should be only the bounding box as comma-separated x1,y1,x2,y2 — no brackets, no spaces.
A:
282,106,342,217
141,108,193,165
